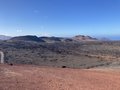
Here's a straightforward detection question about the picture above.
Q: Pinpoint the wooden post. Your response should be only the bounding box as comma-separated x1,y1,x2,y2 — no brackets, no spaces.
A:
0,51,4,64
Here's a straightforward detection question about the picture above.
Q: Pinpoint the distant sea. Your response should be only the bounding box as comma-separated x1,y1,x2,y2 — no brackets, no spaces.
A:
95,36,120,41
108,36,120,40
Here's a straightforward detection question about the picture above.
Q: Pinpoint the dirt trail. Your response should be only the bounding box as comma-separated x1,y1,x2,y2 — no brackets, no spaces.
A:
0,64,120,90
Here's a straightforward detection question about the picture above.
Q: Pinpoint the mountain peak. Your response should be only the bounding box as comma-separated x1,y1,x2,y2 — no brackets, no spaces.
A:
73,35,97,41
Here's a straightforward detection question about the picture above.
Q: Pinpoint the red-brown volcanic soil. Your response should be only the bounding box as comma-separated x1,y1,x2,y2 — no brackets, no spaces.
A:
0,64,120,90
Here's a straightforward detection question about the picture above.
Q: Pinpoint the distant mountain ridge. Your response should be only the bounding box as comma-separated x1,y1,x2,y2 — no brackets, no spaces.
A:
10,35,98,42
0,35,12,40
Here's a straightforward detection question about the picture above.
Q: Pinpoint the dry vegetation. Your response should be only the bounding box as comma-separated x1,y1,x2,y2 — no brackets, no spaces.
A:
0,40,120,68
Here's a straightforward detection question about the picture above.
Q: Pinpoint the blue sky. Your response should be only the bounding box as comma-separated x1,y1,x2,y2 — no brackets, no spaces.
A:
0,0,120,37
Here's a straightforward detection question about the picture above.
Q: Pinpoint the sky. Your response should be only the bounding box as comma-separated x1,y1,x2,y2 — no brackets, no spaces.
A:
0,0,120,37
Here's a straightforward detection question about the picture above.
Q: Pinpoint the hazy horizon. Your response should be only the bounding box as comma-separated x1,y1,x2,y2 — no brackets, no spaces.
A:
1,34,120,40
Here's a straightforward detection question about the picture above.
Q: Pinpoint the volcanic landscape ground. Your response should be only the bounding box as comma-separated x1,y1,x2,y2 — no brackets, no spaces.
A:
1,38,120,90
0,64,120,90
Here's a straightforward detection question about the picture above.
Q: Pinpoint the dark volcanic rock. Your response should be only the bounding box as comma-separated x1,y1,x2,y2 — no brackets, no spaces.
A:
40,37,61,43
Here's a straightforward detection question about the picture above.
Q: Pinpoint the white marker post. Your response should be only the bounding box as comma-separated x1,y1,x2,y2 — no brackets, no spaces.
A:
0,51,4,64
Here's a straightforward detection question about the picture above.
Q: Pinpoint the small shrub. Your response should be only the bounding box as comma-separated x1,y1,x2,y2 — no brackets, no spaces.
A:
9,63,13,66
62,66,67,68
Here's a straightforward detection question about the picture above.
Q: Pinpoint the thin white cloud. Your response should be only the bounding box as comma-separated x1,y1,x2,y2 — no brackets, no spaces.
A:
16,29,22,33
41,33,51,36
37,32,51,37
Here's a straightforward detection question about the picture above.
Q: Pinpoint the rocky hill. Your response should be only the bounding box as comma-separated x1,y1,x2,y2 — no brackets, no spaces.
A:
10,35,45,42
73,35,97,41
